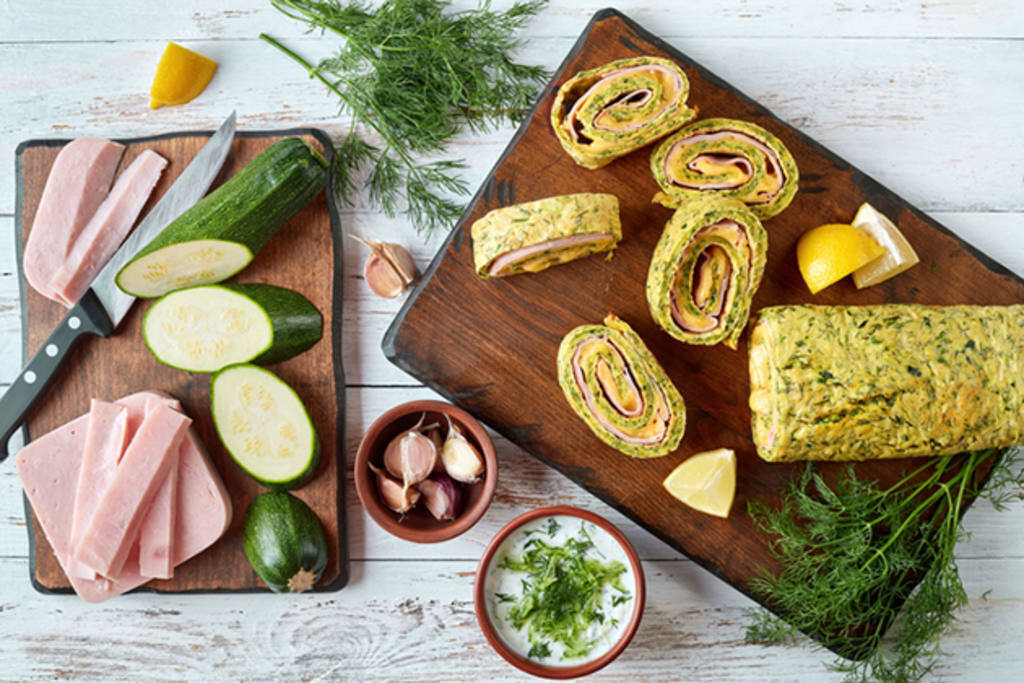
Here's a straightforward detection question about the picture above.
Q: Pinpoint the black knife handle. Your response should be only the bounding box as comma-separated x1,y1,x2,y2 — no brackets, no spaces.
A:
0,289,114,462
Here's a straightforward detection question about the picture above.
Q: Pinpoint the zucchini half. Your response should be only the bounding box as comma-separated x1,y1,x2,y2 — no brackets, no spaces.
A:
116,137,328,298
142,283,322,372
211,364,321,491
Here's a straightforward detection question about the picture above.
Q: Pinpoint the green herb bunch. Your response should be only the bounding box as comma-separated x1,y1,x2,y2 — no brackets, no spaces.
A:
745,449,1024,682
262,0,550,235
496,519,632,661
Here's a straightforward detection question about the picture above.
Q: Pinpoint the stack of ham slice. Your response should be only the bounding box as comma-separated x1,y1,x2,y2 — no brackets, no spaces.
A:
16,391,232,603
23,138,168,307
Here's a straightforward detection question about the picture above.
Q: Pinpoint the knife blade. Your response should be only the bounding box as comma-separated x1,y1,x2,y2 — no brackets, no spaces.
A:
0,112,237,460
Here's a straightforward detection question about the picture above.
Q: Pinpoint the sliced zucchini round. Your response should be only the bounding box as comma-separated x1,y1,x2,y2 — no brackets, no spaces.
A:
142,283,322,373
211,363,321,491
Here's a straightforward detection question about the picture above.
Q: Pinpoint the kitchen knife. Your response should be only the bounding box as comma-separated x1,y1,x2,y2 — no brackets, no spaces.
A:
0,112,237,460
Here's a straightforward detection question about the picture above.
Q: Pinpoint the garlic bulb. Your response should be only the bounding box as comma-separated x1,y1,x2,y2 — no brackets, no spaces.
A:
440,418,485,484
369,463,420,513
351,235,417,298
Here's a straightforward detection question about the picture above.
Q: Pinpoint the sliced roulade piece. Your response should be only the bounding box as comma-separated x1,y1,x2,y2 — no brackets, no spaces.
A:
557,314,686,458
646,197,767,349
651,118,798,219
551,56,696,169
471,193,621,278
748,304,1024,462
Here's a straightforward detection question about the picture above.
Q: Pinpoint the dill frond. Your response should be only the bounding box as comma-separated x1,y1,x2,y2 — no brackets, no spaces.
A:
263,0,550,235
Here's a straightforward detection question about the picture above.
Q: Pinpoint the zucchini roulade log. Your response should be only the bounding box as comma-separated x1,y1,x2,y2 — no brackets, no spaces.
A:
748,304,1024,462
646,197,767,349
651,118,798,219
551,56,696,169
471,193,621,278
558,314,686,458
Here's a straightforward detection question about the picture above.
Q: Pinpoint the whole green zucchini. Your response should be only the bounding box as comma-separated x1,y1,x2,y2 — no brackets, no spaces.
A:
116,138,328,298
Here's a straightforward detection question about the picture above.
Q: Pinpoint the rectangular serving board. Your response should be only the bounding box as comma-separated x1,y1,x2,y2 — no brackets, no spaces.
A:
14,129,348,594
385,9,1024,646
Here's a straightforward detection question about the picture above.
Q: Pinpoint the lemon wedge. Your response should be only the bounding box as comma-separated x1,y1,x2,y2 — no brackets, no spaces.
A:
662,448,737,518
796,223,885,294
150,43,217,110
850,203,920,288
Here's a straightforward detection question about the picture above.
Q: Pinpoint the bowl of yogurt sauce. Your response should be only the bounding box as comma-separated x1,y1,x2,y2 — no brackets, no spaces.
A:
474,506,645,678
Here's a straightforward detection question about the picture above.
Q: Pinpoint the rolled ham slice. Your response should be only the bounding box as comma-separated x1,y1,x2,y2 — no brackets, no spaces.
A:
23,138,124,302
551,56,695,169
471,194,621,278
15,391,231,603
651,118,799,219
67,400,129,580
557,313,686,458
646,197,767,349
49,149,167,307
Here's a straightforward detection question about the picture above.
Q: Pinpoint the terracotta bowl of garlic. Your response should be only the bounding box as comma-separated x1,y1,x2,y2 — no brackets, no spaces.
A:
355,400,498,543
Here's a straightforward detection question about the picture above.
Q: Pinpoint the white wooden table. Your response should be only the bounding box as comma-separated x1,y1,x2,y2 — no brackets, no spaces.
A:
2,1,1023,679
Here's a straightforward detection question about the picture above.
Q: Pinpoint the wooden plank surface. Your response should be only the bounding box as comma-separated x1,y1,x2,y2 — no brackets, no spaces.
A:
385,8,1024,644
1,1,1024,680
15,131,347,593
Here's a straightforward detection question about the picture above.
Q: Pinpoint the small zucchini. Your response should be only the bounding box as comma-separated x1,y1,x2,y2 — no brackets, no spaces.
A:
142,283,323,372
211,363,321,491
242,492,328,593
116,137,328,298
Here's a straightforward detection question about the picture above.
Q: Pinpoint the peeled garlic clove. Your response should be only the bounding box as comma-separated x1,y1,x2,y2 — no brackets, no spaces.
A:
416,473,463,521
351,235,417,298
441,422,485,484
369,462,420,513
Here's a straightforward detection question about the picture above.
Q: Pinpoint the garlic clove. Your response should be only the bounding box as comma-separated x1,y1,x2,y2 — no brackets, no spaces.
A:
369,462,420,513
440,419,485,484
416,473,463,521
399,430,438,487
351,235,418,298
382,414,430,479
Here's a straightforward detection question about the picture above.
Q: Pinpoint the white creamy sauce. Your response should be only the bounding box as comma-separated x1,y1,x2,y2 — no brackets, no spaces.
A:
484,515,636,666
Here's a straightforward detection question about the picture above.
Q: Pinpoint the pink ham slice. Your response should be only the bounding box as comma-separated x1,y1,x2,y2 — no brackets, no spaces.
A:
15,391,232,603
73,402,190,580
23,138,124,302
49,149,167,307
487,233,616,276
67,400,129,580
570,336,670,447
138,397,180,580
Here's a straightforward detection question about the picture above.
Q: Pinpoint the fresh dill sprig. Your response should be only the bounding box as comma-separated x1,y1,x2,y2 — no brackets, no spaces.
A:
262,0,550,235
745,448,1024,682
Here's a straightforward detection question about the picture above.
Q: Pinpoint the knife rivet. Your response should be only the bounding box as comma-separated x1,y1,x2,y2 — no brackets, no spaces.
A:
68,316,81,330
24,371,36,384
45,344,58,357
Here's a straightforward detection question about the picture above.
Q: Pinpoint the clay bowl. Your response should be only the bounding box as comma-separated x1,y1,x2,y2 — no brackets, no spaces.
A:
474,505,646,678
355,400,498,543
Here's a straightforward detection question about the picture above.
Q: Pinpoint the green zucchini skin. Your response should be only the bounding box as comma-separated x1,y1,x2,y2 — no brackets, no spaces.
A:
211,363,322,491
141,283,323,372
242,492,328,593
116,137,328,298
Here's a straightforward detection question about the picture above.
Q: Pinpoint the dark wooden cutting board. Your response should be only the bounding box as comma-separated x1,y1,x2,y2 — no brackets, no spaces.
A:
385,9,1024,645
14,129,348,594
